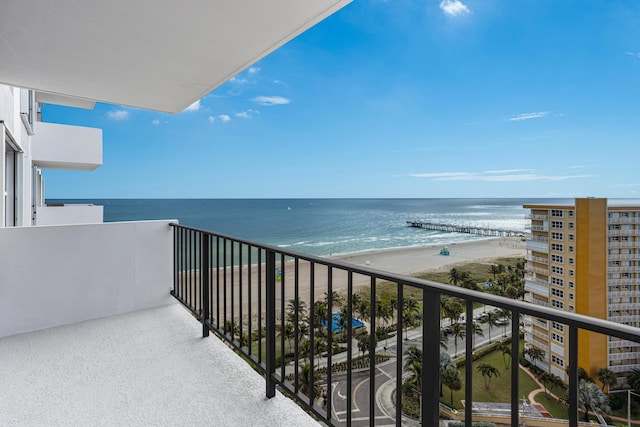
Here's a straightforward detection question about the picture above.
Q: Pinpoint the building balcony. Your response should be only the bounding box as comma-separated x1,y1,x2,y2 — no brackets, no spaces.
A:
31,121,102,170
608,217,639,224
525,263,548,276
35,203,103,225
525,280,549,297
2,221,640,426
525,254,548,264
608,253,638,260
608,241,640,248
525,240,548,253
608,229,640,237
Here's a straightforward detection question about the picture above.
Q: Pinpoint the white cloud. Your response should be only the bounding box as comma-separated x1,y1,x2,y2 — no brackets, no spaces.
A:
230,76,248,84
208,116,215,123
218,114,231,123
248,67,260,74
626,52,640,58
107,109,129,120
408,170,595,182
151,119,160,125
183,99,201,112
439,0,470,16
235,109,259,119
506,111,549,122
251,96,291,106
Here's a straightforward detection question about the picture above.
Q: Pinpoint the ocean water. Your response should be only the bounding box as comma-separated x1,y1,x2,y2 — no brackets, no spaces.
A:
48,198,563,257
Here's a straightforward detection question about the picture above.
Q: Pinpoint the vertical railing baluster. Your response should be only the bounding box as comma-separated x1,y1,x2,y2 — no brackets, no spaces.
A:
216,236,220,329
511,309,520,427
421,288,440,427
294,258,300,393
369,277,376,424
239,243,243,347
265,249,276,398
258,249,263,364
395,283,403,427
569,325,578,427
346,271,353,427
280,254,286,381
248,245,252,355
202,233,210,338
231,242,235,340
326,266,333,421
309,262,315,406
465,299,473,426
223,239,227,335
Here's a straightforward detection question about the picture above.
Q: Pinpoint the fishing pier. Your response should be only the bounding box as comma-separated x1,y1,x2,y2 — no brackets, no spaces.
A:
406,221,522,237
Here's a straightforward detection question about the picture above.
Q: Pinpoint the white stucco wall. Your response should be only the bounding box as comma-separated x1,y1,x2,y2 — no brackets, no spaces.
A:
31,121,102,170
0,220,177,338
36,204,104,225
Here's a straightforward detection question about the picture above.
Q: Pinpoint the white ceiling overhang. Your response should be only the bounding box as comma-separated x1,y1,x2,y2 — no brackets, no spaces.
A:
0,0,351,114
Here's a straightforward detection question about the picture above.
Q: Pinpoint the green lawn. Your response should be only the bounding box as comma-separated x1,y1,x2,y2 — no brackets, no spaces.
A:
442,347,539,410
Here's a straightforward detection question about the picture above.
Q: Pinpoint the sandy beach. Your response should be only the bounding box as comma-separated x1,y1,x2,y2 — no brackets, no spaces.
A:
329,236,526,276
178,236,526,323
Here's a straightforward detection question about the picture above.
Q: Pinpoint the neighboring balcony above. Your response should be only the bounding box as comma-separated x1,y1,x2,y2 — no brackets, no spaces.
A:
31,121,102,170
36,203,103,225
525,239,549,253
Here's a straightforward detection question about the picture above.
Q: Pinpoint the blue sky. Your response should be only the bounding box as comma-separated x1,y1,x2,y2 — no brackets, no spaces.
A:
43,0,640,199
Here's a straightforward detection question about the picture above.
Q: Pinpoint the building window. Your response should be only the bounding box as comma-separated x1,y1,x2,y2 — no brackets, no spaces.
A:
569,234,574,241
569,293,574,301
551,266,564,275
552,321,565,332
551,299,564,309
552,355,565,367
569,281,574,289
551,254,564,262
569,305,574,312
569,270,574,277
569,258,574,265
568,222,574,229
552,332,565,343
551,210,564,218
551,277,564,286
552,221,564,229
551,243,564,252
551,232,564,240
568,211,574,217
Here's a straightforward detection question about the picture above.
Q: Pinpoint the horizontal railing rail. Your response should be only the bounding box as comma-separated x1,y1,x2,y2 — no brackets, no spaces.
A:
170,223,640,427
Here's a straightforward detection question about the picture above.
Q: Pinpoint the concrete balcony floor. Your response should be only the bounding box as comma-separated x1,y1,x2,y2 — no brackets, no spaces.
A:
0,304,319,426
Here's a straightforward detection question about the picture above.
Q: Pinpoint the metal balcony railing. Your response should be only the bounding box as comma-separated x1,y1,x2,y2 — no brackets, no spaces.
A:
169,223,640,427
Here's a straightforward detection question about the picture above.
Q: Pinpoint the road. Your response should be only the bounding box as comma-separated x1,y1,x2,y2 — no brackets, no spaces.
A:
327,305,514,426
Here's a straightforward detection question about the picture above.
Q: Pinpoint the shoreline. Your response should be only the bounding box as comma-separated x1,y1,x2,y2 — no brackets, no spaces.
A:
326,236,526,276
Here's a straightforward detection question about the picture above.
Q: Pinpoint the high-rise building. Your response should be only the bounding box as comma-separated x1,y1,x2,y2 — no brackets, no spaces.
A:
524,197,639,384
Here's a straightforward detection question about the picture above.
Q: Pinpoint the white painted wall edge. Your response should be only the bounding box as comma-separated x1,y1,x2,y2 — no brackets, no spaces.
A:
0,220,178,338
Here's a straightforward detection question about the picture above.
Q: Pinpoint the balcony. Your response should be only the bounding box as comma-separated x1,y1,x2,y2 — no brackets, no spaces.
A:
525,239,549,253
31,121,102,170
2,222,640,426
525,280,549,297
35,203,103,225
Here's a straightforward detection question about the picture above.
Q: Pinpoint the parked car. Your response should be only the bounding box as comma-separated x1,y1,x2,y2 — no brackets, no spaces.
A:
474,313,489,322
441,326,452,335
496,317,510,325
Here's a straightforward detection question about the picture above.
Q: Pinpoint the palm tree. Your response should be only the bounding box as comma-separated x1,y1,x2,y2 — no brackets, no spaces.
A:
627,368,640,393
442,365,462,405
442,299,463,323
500,344,511,370
313,300,328,332
525,347,545,369
404,346,423,388
357,333,370,357
440,330,448,350
489,264,501,280
450,322,466,356
286,298,307,324
477,363,500,389
597,367,618,393
324,291,344,310
355,299,370,323
471,321,484,349
439,351,453,397
540,372,554,399
578,378,611,422
299,364,323,404
484,310,500,344
495,308,512,337
448,268,465,286
283,322,295,352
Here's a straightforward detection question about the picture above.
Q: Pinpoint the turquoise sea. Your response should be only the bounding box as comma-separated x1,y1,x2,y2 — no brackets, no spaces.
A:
48,198,565,257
